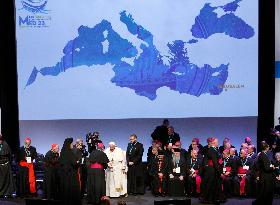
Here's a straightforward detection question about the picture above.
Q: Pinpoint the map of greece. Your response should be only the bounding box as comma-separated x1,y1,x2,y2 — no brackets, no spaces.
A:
25,0,254,100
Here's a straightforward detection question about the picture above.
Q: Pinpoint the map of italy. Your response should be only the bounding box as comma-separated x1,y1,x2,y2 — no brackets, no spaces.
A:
25,0,255,100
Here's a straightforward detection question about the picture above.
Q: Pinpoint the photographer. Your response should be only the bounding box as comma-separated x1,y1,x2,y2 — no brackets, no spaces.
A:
73,139,88,198
86,132,103,154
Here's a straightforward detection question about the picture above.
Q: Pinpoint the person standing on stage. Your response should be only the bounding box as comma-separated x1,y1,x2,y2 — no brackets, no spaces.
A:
73,138,88,198
252,142,275,205
59,138,81,205
18,137,37,197
44,144,60,200
126,134,145,195
149,150,169,197
87,143,109,204
0,134,15,198
200,138,224,204
105,142,127,197
151,119,169,145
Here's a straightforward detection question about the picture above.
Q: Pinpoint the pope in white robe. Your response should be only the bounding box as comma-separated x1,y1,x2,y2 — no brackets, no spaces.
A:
105,142,127,197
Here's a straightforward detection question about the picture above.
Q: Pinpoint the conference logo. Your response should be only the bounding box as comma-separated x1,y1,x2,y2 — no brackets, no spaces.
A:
18,0,52,28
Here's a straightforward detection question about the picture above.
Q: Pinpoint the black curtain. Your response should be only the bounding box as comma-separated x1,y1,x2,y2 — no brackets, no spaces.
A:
257,0,275,150
0,1,276,153
0,0,19,153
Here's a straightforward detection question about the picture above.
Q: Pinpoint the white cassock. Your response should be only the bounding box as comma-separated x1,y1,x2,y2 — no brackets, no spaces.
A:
105,147,127,197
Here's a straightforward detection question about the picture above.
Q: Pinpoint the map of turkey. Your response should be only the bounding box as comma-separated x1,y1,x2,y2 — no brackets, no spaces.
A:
26,0,255,100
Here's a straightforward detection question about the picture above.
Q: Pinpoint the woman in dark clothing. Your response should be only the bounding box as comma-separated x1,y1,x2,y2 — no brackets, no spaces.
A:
59,138,81,205
0,134,15,197
252,142,275,205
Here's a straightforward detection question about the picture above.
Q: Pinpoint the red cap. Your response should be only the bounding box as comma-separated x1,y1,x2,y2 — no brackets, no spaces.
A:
25,137,31,142
51,144,58,150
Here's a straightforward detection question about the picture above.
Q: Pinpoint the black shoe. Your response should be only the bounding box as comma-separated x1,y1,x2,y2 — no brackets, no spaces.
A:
133,193,137,196
161,193,166,197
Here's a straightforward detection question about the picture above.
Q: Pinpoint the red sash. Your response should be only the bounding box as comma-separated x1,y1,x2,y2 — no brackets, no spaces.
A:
19,161,36,193
194,170,201,194
208,159,223,167
238,167,248,195
159,175,163,193
90,163,103,169
78,167,81,190
225,167,231,172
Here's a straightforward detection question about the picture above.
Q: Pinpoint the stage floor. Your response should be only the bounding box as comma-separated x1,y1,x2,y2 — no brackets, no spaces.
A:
1,192,279,205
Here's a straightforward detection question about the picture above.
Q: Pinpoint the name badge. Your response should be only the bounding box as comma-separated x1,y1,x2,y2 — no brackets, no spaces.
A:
81,158,85,164
223,167,227,173
169,143,173,147
270,164,273,168
243,165,249,170
175,167,180,173
26,157,32,163
190,168,195,174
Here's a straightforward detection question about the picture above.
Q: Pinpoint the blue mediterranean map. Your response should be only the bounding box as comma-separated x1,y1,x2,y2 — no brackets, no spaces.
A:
25,0,254,100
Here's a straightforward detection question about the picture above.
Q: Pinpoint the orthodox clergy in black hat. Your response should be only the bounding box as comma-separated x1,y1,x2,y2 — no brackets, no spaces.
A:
0,134,15,197
149,149,169,197
167,147,187,196
59,138,82,205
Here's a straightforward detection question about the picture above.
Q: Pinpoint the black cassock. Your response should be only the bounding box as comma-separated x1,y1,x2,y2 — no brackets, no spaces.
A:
233,157,255,196
149,157,169,196
201,147,223,203
0,141,15,197
18,146,37,197
126,141,145,194
274,160,280,195
185,156,202,196
221,156,236,198
87,149,109,204
73,146,88,197
167,155,187,196
59,147,81,205
253,152,274,205
44,150,60,200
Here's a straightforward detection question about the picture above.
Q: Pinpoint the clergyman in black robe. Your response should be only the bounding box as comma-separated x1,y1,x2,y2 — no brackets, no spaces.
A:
185,149,203,197
167,148,187,196
18,137,37,197
73,139,88,198
0,135,15,197
200,138,224,204
44,144,60,200
59,138,81,205
126,134,145,195
252,142,275,205
87,143,109,205
149,150,168,197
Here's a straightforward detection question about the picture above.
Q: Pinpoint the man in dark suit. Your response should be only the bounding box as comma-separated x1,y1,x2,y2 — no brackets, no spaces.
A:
252,142,275,205
126,134,145,195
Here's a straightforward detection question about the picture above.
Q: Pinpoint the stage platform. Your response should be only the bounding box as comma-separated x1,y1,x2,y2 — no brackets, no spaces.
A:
0,191,279,205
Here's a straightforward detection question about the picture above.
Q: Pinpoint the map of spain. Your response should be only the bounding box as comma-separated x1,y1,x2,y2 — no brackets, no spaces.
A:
25,0,255,100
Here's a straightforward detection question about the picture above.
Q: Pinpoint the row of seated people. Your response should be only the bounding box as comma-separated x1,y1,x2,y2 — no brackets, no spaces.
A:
146,137,280,198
